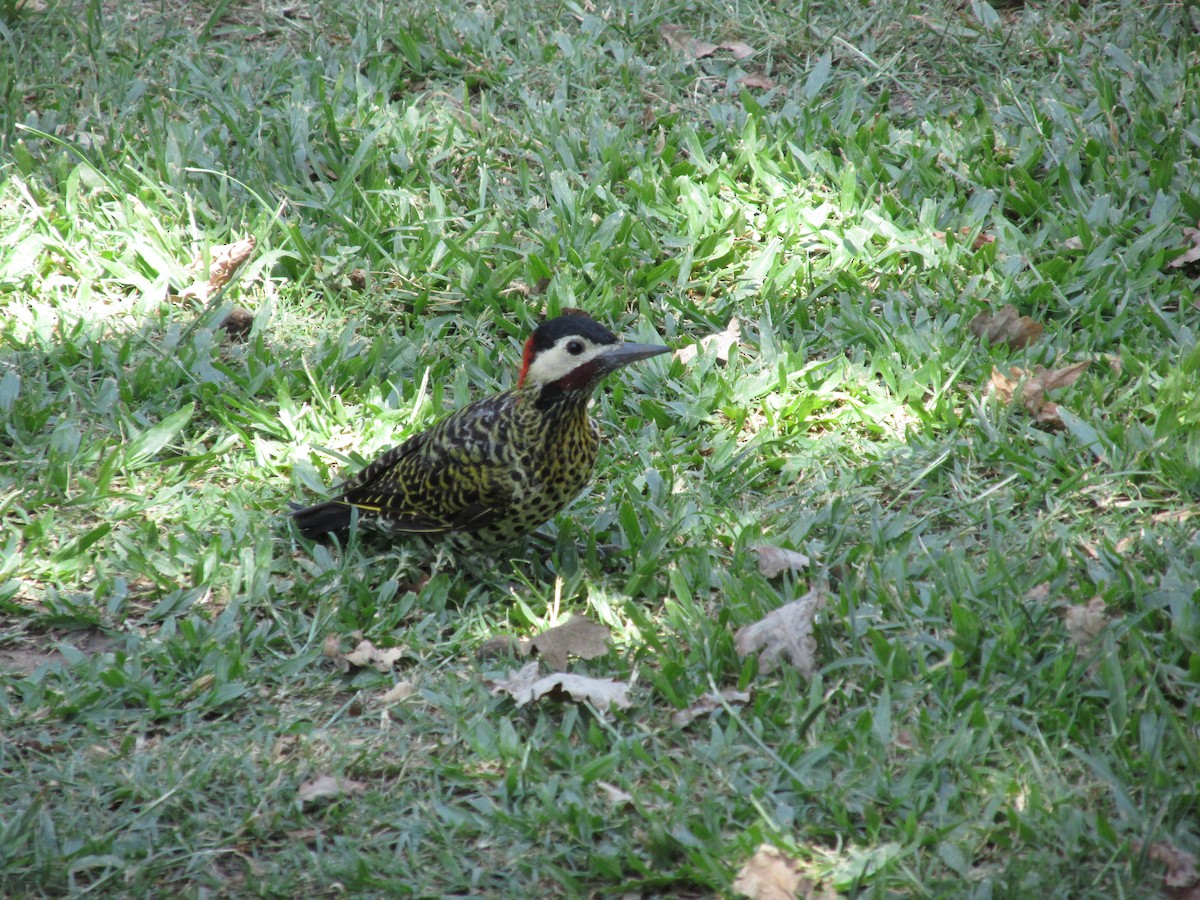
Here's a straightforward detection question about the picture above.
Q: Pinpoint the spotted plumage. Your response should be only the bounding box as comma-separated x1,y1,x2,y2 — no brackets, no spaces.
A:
290,316,669,544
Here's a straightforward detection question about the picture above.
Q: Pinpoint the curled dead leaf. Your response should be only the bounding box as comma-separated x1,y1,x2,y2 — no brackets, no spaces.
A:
377,680,415,704
525,616,611,671
1063,597,1109,646
659,23,717,59
749,544,811,578
676,318,740,365
477,635,523,659
1136,839,1200,891
732,844,809,900
988,361,1090,428
179,235,256,304
734,588,826,677
738,73,777,90
933,226,993,251
671,688,751,727
969,305,1044,349
297,774,366,805
488,663,632,710
339,638,406,673
1166,223,1200,269
595,780,635,807
321,633,343,658
219,305,254,341
723,41,756,59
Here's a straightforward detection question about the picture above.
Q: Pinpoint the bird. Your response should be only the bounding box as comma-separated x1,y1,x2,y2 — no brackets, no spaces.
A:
290,315,670,545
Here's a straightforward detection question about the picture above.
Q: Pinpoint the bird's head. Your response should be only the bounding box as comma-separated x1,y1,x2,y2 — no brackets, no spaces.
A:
517,316,669,393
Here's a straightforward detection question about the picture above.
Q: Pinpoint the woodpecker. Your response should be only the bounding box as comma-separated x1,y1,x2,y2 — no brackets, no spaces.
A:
290,316,669,544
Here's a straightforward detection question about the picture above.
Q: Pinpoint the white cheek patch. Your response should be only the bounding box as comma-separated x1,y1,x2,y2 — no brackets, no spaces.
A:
522,339,610,386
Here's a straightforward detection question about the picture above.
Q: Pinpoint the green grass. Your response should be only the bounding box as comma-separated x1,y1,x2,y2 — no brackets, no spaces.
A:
2,0,1198,895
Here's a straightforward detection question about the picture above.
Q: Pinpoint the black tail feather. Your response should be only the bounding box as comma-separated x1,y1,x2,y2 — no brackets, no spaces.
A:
289,500,353,538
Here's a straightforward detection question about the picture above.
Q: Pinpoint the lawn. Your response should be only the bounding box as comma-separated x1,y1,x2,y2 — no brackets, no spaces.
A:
1,0,1198,896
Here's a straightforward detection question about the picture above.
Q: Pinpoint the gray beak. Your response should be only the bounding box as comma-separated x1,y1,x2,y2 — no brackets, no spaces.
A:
599,341,671,371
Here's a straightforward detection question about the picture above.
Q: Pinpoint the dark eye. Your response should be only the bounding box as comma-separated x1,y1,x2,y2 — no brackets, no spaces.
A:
566,340,585,355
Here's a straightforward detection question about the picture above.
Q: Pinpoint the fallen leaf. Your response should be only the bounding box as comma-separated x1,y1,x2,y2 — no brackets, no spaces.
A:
1167,223,1200,269
476,635,522,659
339,638,406,673
1138,840,1200,892
749,544,811,578
526,616,611,671
487,660,542,696
933,226,993,251
988,361,1090,428
595,780,634,807
377,681,415,704
671,688,751,727
322,633,343,658
675,318,741,365
721,41,756,59
297,774,366,805
1063,596,1108,646
659,23,718,59
179,235,256,303
1151,509,1197,525
735,588,827,677
489,663,632,710
738,73,777,90
219,305,254,340
968,305,1044,349
1025,582,1052,603
1063,236,1084,250
732,844,809,900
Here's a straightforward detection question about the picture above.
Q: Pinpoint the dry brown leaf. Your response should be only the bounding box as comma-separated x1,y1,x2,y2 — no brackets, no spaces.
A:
732,844,809,900
1026,582,1052,603
933,226,993,251
377,681,415,704
968,305,1044,349
1064,596,1109,646
526,616,611,671
749,544,811,578
671,688,751,727
676,318,740,365
179,235,256,303
659,23,718,59
476,635,523,659
1151,508,1198,526
339,638,405,673
489,663,632,710
1139,840,1200,891
1035,361,1091,392
722,41,756,59
738,73,778,90
297,774,366,805
989,361,1090,428
1167,223,1200,269
734,588,826,677
487,660,542,697
595,780,634,807
219,306,254,341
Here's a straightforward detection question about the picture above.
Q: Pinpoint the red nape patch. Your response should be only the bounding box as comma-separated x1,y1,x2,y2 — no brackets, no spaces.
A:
517,334,537,389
